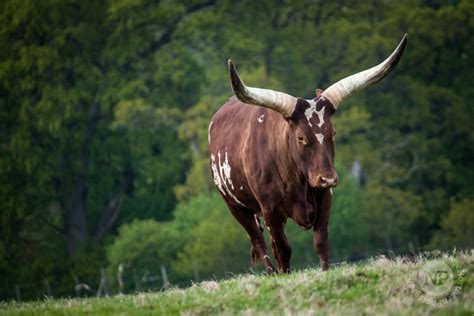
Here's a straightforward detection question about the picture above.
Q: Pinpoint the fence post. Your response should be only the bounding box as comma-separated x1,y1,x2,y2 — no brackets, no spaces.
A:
161,265,170,289
220,257,228,275
96,268,109,297
191,257,200,282
408,241,415,254
44,280,52,298
73,274,80,297
133,268,140,292
14,284,21,301
117,264,124,294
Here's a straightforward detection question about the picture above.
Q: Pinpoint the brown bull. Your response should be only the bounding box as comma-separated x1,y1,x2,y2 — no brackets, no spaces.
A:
208,34,408,273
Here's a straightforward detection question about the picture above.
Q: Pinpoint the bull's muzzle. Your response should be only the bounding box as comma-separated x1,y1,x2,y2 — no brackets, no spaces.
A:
312,174,338,189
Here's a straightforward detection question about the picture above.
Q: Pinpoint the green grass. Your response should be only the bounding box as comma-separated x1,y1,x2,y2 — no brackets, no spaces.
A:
1,251,473,315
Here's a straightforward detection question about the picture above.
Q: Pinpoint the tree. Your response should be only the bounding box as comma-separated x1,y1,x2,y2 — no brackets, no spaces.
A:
106,219,181,292
429,199,474,250
172,193,248,281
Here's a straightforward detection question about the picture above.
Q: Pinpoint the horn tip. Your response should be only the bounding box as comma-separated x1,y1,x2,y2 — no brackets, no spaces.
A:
227,59,234,69
401,33,408,45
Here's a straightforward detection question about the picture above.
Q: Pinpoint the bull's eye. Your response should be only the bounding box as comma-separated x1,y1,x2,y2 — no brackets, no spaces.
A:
297,136,307,146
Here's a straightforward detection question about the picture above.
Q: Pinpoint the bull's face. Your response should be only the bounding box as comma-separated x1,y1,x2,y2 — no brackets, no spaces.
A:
288,96,338,189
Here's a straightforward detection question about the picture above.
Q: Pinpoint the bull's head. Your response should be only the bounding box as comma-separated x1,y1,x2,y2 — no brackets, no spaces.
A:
228,34,408,189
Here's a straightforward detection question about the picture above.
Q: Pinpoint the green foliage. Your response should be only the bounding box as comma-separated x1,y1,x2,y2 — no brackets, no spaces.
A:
107,219,180,271
430,199,474,250
329,163,370,260
106,219,181,292
172,193,248,280
1,0,473,300
106,193,248,289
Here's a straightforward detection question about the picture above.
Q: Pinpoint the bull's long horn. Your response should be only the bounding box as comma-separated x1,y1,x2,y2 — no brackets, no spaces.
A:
322,33,408,108
228,59,297,117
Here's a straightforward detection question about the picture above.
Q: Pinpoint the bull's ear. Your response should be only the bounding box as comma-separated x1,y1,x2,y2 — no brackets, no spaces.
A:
316,89,323,97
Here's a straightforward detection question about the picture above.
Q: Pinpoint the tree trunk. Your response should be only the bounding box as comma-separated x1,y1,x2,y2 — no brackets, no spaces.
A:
65,176,89,256
94,162,133,242
64,104,100,256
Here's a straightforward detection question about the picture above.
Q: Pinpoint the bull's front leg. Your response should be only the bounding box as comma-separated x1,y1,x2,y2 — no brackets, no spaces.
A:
265,213,292,273
313,227,329,271
313,188,332,271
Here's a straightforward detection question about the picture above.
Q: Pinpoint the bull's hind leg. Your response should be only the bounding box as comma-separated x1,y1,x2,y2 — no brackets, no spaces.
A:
225,202,275,273
313,189,332,271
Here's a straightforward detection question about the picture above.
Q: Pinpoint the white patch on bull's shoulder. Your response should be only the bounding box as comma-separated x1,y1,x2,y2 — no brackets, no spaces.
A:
257,114,264,123
315,133,324,144
217,150,245,206
208,121,213,145
304,99,325,128
211,153,225,196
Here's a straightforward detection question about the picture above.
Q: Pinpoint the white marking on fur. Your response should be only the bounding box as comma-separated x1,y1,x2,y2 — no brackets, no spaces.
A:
217,150,244,206
208,121,213,144
218,151,234,190
211,153,225,196
316,106,325,128
257,114,264,123
304,100,325,128
266,226,271,232
316,133,324,144
254,214,263,231
240,185,243,190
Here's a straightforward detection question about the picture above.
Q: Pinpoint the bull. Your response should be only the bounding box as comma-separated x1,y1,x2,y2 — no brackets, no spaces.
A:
208,34,408,273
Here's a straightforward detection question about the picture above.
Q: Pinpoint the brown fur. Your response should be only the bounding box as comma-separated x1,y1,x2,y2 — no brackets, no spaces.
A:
209,95,338,273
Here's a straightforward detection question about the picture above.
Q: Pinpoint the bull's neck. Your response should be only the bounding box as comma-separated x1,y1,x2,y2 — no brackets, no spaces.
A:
274,119,305,183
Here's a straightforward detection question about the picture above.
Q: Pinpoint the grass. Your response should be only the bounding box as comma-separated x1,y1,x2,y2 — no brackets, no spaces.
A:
1,251,473,315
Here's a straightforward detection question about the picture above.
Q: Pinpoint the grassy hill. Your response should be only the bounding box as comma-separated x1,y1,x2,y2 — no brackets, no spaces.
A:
1,251,473,315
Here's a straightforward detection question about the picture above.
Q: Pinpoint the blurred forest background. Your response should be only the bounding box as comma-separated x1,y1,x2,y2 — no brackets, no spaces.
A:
1,0,473,300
